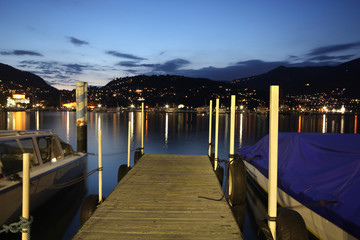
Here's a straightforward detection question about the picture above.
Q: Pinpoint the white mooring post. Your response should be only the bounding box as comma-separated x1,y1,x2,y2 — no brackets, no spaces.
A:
98,117,103,203
268,85,279,239
208,100,213,157
141,102,144,155
229,95,236,164
127,118,131,168
22,153,30,240
214,98,220,170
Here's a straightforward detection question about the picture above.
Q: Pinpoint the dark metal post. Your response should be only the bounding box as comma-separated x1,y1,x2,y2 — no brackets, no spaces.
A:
76,82,88,152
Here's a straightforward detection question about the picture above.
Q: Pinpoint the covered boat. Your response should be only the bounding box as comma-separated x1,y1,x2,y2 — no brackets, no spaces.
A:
239,132,360,240
0,130,87,226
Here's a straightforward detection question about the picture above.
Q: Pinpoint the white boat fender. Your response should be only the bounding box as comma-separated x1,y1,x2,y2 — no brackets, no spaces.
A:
117,164,131,183
80,194,105,226
276,208,309,240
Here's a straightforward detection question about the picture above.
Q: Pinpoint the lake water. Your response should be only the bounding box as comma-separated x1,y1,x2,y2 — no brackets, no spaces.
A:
2,111,359,239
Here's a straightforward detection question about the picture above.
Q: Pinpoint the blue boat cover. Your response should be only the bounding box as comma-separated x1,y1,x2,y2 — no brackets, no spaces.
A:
239,132,360,238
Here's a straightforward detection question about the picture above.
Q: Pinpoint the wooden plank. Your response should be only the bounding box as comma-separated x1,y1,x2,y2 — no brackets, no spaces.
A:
73,154,242,239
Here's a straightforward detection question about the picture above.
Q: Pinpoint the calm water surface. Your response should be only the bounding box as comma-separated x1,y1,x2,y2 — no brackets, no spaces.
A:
2,111,359,239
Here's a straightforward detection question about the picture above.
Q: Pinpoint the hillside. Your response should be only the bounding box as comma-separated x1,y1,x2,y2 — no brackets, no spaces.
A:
0,63,60,106
232,58,360,97
101,75,250,107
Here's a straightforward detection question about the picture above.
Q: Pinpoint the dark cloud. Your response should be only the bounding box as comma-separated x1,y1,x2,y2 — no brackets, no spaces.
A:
117,61,157,68
124,69,139,74
67,37,89,46
153,58,190,72
1,50,43,56
308,55,355,61
63,64,87,74
18,60,88,82
117,61,140,67
106,51,147,60
308,42,360,56
19,60,60,74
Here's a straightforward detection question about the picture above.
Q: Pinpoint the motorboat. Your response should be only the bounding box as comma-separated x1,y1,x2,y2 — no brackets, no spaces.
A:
0,130,87,226
239,132,360,240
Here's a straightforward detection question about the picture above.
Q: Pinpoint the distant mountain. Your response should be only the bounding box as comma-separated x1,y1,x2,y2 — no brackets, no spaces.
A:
232,58,360,97
0,63,60,106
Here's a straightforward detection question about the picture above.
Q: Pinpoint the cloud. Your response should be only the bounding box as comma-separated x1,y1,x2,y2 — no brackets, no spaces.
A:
308,42,360,56
153,58,190,72
19,60,60,74
124,69,139,74
118,58,190,75
308,55,355,61
106,51,147,60
117,61,157,68
67,37,89,46
63,64,87,74
0,50,43,56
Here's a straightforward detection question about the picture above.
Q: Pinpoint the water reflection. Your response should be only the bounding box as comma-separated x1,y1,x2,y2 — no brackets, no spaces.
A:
355,115,358,133
36,111,40,130
322,114,327,133
165,113,169,149
66,111,70,142
130,111,134,145
239,113,243,148
8,111,27,130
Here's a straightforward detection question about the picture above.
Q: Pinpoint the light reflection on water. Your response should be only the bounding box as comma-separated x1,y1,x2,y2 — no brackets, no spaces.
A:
0,111,359,239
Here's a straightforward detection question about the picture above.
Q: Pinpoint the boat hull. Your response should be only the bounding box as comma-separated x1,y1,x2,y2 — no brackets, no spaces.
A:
0,154,87,226
244,161,357,240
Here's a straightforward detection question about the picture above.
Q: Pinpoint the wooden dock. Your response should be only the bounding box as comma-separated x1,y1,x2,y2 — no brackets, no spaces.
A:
73,154,242,239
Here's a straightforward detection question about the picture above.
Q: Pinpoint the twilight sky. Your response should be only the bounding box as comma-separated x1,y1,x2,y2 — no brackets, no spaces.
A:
1,0,360,90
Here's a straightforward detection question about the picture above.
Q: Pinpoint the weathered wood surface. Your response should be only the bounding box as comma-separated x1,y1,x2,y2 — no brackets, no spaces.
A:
73,154,242,239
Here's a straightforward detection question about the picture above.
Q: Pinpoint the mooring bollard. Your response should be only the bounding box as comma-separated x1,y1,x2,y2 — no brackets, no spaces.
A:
127,118,131,168
98,116,103,203
22,153,30,240
229,95,235,164
208,100,213,158
76,82,88,152
268,85,279,239
141,102,144,155
214,98,219,171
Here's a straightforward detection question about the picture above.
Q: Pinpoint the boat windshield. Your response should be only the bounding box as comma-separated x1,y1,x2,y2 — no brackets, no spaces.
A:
0,138,39,177
37,136,62,163
59,139,74,156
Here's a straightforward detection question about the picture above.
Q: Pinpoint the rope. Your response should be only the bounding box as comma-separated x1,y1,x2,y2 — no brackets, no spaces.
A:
46,167,101,189
198,155,239,202
198,193,225,201
86,149,136,156
0,216,33,239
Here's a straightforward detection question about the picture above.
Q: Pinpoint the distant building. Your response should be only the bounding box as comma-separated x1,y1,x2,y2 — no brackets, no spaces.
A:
6,94,30,108
62,102,77,109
